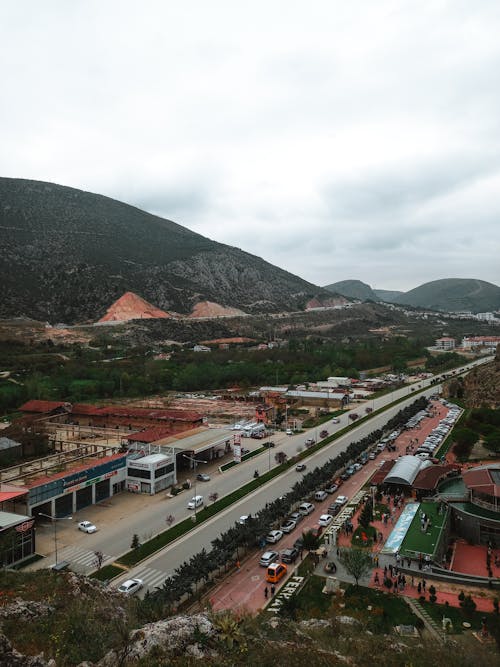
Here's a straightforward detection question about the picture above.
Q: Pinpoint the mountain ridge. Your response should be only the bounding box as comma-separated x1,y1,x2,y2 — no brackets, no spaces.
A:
0,177,336,323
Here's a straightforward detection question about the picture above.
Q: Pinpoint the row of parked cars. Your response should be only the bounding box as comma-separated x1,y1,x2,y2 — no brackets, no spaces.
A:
414,404,460,459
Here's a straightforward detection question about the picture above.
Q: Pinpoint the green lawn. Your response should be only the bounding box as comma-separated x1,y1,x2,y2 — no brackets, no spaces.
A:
399,501,447,558
421,599,494,634
342,585,419,633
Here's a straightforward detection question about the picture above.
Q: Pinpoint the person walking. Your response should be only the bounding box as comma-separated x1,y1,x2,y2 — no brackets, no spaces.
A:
422,579,426,592
271,584,276,596
417,582,422,594
264,586,269,599
374,571,380,584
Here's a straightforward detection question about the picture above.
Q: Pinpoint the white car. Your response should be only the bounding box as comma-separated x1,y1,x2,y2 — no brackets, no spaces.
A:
334,495,348,506
78,521,96,534
259,550,279,567
117,578,144,596
318,514,333,527
238,515,250,525
187,495,204,509
280,519,297,534
266,529,284,544
332,418,340,424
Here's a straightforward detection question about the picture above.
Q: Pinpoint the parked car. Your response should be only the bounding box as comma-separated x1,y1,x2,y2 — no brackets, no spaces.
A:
289,511,304,524
280,519,297,534
281,547,299,564
296,463,307,472
266,530,284,544
314,490,328,502
286,429,293,435
328,503,341,516
293,536,304,550
325,483,338,494
259,550,279,567
187,495,204,509
332,418,340,424
320,430,328,438
196,473,210,482
117,578,143,596
238,515,250,525
298,502,315,516
368,452,376,460
78,521,96,534
352,463,363,472
318,514,333,527
266,562,287,584
334,495,348,506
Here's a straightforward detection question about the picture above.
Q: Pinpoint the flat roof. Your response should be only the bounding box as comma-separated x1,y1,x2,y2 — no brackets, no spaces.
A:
24,452,128,488
134,453,170,464
155,426,233,454
0,510,30,529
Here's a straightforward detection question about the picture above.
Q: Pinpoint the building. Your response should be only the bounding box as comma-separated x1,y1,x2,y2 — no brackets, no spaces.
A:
126,452,175,494
461,336,500,351
284,389,349,409
435,337,456,351
0,511,35,568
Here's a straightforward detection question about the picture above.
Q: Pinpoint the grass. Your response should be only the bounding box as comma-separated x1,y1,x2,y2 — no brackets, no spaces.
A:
342,585,419,633
90,563,124,581
420,599,494,634
351,524,377,547
292,574,335,615
399,501,447,559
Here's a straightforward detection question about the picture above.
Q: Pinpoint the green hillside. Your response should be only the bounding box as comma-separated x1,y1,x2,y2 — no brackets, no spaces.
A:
392,278,500,313
324,279,379,302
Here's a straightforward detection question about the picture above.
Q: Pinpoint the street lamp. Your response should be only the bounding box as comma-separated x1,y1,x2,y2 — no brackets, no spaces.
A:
182,454,207,521
39,512,72,567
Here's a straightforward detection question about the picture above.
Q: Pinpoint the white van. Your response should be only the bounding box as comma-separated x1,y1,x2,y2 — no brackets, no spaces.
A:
187,495,204,509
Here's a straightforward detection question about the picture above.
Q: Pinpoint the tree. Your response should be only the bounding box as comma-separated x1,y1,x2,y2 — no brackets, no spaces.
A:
130,534,140,550
338,547,373,586
301,530,320,553
358,499,373,529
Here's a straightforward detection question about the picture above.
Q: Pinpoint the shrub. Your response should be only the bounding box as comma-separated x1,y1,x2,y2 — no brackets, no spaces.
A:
493,598,499,614
414,617,425,631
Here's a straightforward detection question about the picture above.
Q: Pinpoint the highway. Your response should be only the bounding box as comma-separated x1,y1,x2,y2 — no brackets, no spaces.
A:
33,355,492,586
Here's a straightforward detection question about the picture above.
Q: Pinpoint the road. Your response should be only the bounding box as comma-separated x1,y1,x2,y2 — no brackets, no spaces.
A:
32,356,492,582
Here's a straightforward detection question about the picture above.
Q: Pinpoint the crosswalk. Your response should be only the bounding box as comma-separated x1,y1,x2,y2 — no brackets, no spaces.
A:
129,565,170,592
57,546,112,573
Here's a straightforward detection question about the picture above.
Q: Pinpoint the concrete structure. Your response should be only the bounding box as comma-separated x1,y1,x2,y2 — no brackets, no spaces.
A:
284,389,349,409
435,337,456,351
126,452,175,494
0,510,35,567
461,336,500,351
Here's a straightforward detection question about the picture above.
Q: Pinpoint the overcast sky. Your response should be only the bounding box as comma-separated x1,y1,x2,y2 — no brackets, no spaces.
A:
1,1,499,291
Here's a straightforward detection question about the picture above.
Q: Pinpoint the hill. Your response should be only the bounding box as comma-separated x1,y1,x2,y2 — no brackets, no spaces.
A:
0,178,334,323
373,288,404,302
391,278,500,313
323,279,379,302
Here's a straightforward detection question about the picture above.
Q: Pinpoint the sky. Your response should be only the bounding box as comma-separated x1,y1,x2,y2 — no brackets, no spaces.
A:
1,1,499,292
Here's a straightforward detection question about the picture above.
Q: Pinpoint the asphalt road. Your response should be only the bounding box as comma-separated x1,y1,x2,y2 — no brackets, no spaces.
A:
33,356,491,585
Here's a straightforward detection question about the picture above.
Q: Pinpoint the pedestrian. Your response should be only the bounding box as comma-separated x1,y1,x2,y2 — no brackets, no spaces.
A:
389,564,393,576
264,586,269,598
422,579,426,592
374,571,380,584
411,576,415,588
337,548,340,557
417,582,422,594
271,584,276,596
384,565,388,576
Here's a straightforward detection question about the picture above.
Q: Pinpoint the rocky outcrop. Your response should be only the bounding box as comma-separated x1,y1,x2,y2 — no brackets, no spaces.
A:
0,634,54,667
444,352,500,408
189,301,247,318
97,613,217,665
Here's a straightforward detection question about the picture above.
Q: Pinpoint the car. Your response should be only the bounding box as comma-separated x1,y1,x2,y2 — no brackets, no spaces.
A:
352,463,363,472
238,515,250,525
305,438,316,446
187,495,204,509
259,550,279,567
298,502,315,515
286,429,293,435
266,562,287,584
295,463,307,472
262,441,275,448
368,452,376,460
328,503,341,516
346,466,355,475
241,447,250,454
293,536,304,550
318,514,333,527
332,418,340,424
280,519,297,534
314,490,328,502
266,529,284,544
78,521,96,534
117,578,144,596
325,483,338,494
340,471,350,481
196,473,211,482
334,495,348,506
289,511,304,524
320,430,328,438
281,547,299,564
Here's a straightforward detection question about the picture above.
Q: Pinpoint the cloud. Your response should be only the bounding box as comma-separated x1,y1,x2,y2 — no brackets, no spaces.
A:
0,1,499,291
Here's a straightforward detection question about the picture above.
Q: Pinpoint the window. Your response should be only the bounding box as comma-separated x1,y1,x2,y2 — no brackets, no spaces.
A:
127,467,151,480
154,463,174,478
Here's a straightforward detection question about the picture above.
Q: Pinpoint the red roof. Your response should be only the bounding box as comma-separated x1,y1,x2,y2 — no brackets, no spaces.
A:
71,404,203,422
71,403,104,415
126,427,173,443
24,452,128,488
0,488,28,502
413,464,461,490
463,465,500,499
19,400,70,413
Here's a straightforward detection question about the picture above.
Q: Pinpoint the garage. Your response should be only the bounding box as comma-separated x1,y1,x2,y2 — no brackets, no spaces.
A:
76,486,93,511
55,494,72,517
95,479,110,502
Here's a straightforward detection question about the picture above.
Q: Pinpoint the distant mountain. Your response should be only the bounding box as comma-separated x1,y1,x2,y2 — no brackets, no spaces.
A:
391,278,500,313
373,289,404,303
0,178,335,323
323,279,379,302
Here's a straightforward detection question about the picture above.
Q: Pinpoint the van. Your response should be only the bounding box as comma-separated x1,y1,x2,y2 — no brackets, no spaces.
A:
266,562,287,584
187,495,204,509
314,490,328,502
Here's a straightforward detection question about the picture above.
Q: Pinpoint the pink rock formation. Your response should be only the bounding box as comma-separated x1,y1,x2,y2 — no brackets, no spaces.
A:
189,301,247,318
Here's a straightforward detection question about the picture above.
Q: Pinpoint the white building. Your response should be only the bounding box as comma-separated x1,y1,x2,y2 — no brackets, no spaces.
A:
435,337,456,350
